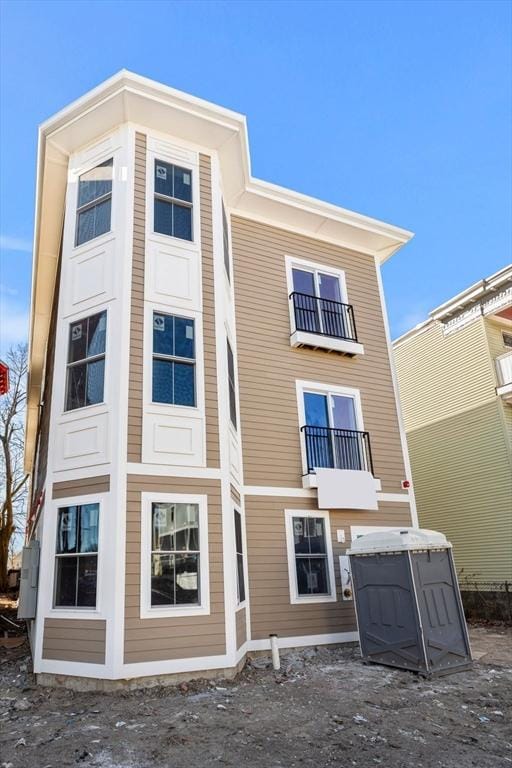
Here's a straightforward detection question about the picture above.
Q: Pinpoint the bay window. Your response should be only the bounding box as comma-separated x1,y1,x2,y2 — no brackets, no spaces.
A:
54,503,99,608
152,312,196,406
65,311,106,411
75,158,113,246
154,160,193,241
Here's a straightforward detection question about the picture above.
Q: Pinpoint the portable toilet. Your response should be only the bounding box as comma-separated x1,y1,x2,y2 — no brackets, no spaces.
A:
348,528,472,676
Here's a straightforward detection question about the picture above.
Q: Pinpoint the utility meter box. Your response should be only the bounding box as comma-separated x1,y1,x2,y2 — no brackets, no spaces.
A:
17,540,40,620
348,528,472,677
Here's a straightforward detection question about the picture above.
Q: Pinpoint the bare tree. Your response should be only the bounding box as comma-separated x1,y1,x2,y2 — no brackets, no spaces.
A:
0,344,29,591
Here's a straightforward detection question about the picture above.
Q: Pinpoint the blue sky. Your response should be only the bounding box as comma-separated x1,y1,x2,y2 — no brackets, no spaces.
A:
0,0,511,357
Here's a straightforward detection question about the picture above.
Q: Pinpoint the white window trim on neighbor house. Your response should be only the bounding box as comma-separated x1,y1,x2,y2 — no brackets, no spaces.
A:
140,492,210,619
284,255,364,355
47,492,109,621
284,509,337,605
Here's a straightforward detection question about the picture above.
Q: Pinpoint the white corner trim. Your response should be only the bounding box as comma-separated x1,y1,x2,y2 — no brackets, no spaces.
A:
139,492,210,619
374,259,419,527
284,509,337,605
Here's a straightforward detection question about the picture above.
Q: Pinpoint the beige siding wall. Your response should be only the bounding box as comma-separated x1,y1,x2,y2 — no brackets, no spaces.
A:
127,132,146,462
245,495,412,640
124,475,225,663
52,475,110,499
485,318,511,361
236,607,246,649
199,154,220,468
231,217,406,493
42,618,106,664
230,484,241,505
394,317,512,582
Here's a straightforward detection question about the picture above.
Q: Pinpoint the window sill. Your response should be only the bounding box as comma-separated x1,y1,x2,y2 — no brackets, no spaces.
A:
291,330,364,356
289,594,337,605
48,608,103,620
150,230,198,252
140,604,210,620
303,473,382,491
60,402,108,420
72,231,115,255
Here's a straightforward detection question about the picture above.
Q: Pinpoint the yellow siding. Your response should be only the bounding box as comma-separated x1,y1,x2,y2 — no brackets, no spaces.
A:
394,316,512,583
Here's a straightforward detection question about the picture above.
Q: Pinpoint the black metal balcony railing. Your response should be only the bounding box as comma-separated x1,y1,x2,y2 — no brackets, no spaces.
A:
290,292,358,342
301,425,374,475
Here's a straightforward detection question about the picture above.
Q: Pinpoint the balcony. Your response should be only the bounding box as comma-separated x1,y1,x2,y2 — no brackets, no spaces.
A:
495,352,512,402
289,292,364,355
301,425,379,510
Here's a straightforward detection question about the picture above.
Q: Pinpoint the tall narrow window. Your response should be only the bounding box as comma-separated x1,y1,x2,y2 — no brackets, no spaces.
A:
227,339,237,428
151,502,200,606
65,311,106,411
76,158,113,246
222,202,230,281
152,313,196,406
234,509,245,604
154,160,193,241
285,511,336,602
54,504,99,608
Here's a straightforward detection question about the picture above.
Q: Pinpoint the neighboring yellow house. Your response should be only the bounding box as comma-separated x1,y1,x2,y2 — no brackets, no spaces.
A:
393,266,512,588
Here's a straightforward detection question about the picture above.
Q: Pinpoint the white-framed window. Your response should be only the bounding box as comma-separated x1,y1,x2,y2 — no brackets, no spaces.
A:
75,158,113,246
65,310,107,411
153,159,193,241
285,509,336,604
54,502,99,608
227,338,237,429
234,508,246,605
152,312,196,406
502,331,512,348
295,380,371,474
285,255,356,340
140,492,210,619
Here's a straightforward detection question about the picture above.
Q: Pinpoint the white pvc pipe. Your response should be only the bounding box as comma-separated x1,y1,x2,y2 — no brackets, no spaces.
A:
269,633,280,671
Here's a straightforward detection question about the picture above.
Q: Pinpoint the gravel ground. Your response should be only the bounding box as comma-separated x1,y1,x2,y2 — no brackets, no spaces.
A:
0,627,511,768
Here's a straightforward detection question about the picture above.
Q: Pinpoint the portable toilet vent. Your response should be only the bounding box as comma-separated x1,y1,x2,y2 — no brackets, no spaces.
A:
348,528,472,677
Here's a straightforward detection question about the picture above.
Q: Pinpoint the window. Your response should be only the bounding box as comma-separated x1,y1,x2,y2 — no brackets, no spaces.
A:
154,160,193,241
65,311,106,411
285,510,336,603
503,332,512,348
227,339,237,428
152,312,196,406
54,504,99,608
150,502,200,607
291,266,352,338
234,509,245,604
76,158,113,246
222,202,230,281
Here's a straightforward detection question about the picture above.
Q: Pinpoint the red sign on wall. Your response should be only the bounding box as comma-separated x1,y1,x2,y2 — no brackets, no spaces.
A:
0,361,9,396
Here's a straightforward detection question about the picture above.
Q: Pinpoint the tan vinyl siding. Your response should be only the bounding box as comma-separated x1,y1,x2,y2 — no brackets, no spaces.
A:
52,475,110,499
485,318,511,361
394,318,497,432
245,495,412,640
199,154,220,468
231,217,406,493
127,132,146,462
124,475,225,663
42,618,106,664
236,607,246,649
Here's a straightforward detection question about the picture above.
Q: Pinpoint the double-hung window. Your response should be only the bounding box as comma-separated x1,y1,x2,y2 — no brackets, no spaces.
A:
65,311,106,411
75,158,113,246
285,510,335,603
150,501,200,607
154,160,193,241
152,313,196,406
54,504,99,608
227,339,237,428
234,509,246,604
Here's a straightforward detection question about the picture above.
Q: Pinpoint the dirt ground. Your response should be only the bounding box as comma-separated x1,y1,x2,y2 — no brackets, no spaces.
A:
0,626,511,768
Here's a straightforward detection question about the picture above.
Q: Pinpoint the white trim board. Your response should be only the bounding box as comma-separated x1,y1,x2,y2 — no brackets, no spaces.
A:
247,631,359,652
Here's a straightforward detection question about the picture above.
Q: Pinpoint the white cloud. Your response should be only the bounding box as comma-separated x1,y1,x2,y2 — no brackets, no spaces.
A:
0,234,33,253
0,297,29,356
